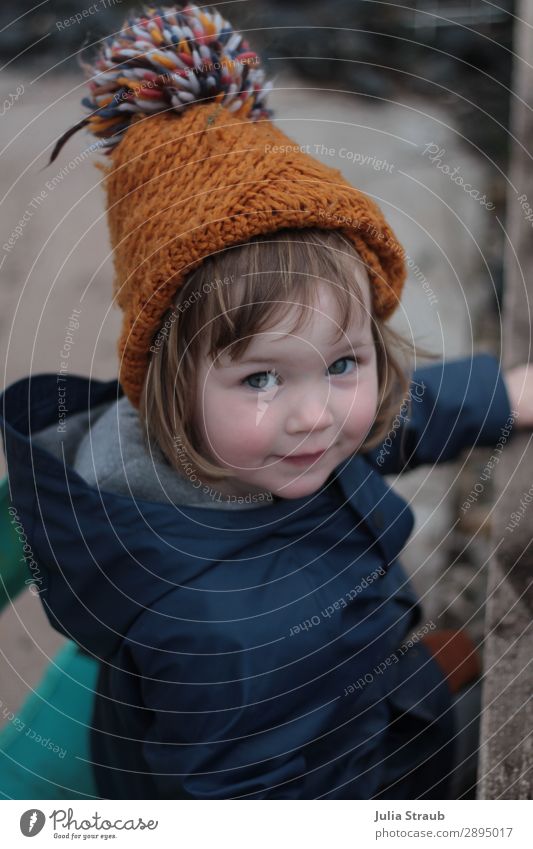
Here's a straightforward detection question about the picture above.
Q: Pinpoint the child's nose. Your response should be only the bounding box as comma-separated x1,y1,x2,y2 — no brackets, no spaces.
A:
285,385,335,435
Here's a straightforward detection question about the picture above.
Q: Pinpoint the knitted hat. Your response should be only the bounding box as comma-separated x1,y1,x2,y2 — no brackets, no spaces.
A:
50,3,406,409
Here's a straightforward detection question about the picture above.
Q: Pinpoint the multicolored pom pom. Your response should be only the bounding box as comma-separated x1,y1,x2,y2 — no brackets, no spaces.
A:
49,3,274,163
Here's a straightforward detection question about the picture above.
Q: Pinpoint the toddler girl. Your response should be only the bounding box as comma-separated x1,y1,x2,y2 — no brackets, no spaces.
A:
2,3,532,800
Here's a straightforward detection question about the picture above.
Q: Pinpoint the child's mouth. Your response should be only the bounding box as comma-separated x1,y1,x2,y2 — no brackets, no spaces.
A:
277,450,326,465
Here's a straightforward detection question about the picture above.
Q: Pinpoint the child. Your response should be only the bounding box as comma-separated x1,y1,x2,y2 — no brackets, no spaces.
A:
1,3,532,800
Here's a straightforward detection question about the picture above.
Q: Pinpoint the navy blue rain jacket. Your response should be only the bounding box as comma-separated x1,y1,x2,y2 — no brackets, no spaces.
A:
0,353,512,799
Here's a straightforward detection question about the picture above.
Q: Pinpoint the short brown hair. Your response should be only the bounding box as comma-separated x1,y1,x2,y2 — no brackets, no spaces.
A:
139,228,420,483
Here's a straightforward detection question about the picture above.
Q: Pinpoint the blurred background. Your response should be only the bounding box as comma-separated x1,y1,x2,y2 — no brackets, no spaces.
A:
0,1,517,733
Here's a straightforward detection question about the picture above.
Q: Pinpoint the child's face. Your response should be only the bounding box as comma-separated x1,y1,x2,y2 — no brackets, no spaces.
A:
193,280,379,500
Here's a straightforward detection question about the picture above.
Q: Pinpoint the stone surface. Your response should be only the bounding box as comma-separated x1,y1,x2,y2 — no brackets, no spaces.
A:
477,1,533,800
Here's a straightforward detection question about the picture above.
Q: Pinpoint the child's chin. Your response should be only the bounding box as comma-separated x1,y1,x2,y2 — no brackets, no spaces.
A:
272,473,329,500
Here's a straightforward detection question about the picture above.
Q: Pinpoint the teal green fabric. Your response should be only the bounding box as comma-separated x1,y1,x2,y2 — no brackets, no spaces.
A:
0,476,30,610
0,641,100,799
0,477,99,799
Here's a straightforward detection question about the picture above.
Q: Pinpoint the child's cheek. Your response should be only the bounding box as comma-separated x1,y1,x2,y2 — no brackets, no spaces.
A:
228,396,277,451
344,382,379,440
204,391,274,460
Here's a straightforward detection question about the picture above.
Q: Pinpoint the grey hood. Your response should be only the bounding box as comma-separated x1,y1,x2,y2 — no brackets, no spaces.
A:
33,394,271,510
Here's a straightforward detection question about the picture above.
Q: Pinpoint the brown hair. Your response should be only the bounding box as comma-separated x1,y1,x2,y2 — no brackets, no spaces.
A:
139,227,432,482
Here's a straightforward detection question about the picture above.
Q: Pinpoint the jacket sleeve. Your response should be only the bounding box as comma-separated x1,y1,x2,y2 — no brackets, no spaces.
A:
128,620,313,799
365,353,515,475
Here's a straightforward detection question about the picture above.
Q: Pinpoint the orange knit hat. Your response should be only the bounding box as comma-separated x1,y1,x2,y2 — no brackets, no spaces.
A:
49,3,406,409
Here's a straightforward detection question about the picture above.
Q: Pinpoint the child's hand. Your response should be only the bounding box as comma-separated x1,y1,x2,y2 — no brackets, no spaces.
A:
503,363,533,428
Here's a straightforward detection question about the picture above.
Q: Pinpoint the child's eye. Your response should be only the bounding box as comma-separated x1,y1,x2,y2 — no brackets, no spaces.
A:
328,357,358,376
242,369,281,391
243,358,359,390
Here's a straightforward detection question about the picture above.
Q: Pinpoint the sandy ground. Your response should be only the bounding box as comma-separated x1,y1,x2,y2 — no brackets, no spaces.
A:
0,68,498,727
